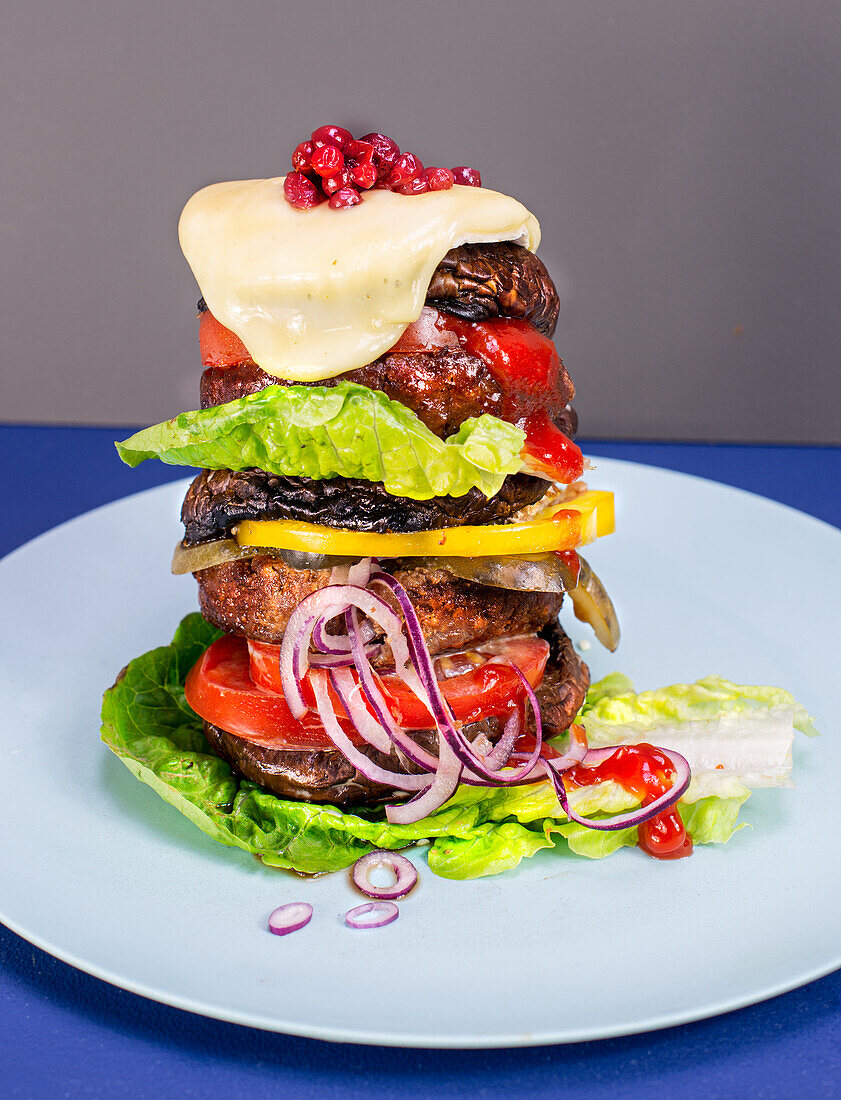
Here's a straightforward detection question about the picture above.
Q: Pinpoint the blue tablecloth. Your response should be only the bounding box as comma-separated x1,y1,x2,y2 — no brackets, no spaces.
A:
2,426,840,1098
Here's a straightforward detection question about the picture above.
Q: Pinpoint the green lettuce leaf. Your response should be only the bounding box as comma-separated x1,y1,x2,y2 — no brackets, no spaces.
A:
115,382,525,501
578,673,815,800
551,794,749,859
580,674,816,735
100,617,808,880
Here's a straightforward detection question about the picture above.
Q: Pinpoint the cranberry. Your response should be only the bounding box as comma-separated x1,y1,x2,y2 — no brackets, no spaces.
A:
322,168,352,195
395,174,430,195
291,141,314,172
283,171,325,210
349,159,377,189
360,132,401,180
328,187,362,209
311,124,353,151
452,166,482,187
346,139,375,165
424,167,454,191
385,152,423,189
311,144,344,178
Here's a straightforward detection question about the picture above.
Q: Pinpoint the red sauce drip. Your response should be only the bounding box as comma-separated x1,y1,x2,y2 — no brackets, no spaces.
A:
554,549,581,585
391,308,584,482
519,409,584,483
451,316,565,419
565,742,693,861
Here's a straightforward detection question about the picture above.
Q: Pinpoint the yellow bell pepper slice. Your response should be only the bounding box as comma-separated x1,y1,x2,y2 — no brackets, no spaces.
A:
235,490,614,559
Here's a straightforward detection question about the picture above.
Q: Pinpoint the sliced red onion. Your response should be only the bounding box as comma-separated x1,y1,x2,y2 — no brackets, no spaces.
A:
328,665,396,755
307,651,359,668
385,732,462,824
268,902,313,936
485,706,522,771
312,611,377,656
279,584,406,717
276,564,590,831
347,557,375,587
545,745,692,831
371,570,546,790
352,850,418,899
551,722,590,771
345,901,399,929
345,605,441,773
311,671,431,790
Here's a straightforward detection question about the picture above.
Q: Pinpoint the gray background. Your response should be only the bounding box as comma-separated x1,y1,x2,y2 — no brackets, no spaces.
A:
1,0,839,440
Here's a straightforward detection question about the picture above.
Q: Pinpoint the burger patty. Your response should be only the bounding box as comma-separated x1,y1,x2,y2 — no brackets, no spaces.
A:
195,557,564,655
202,622,588,808
181,469,550,545
200,346,573,439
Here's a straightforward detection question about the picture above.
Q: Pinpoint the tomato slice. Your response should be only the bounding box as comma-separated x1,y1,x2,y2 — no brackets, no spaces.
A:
199,310,251,369
185,634,365,750
247,634,549,730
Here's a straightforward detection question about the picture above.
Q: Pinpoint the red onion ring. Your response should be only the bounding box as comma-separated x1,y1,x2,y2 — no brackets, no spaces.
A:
328,664,400,755
280,584,407,718
311,671,432,790
485,707,522,771
268,902,313,936
550,722,590,771
276,560,692,835
545,745,692,830
371,570,545,788
345,605,441,772
385,732,462,824
352,850,418,899
345,901,400,929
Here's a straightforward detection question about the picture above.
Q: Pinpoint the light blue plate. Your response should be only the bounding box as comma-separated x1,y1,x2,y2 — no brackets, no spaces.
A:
0,459,838,1047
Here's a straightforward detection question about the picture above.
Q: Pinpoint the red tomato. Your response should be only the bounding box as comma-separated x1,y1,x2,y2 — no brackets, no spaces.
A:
199,311,251,368
184,634,365,750
247,634,549,730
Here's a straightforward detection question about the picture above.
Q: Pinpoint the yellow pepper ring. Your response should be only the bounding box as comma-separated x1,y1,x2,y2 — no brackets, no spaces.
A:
235,490,614,559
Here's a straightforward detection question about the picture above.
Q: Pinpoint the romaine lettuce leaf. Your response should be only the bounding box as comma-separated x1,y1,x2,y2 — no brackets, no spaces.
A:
115,382,525,501
100,617,810,880
579,673,815,798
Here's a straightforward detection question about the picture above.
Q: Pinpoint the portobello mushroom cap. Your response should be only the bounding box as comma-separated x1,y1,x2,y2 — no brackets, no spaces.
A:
181,469,551,545
425,242,560,336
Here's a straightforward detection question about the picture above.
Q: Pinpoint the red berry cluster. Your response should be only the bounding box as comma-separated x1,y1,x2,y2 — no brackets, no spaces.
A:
283,125,482,211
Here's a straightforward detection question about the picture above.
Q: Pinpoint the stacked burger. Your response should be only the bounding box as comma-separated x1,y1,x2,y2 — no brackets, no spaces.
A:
115,126,618,825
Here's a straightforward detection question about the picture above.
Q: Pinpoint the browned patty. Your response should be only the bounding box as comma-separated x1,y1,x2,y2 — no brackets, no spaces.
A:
200,345,573,438
181,468,551,544
202,622,588,807
195,556,564,655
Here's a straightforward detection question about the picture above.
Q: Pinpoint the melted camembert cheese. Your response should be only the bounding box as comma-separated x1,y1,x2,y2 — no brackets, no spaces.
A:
178,178,540,381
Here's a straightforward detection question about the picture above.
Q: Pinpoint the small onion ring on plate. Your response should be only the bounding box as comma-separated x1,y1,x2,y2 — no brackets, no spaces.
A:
344,901,400,929
267,902,313,936
352,851,418,900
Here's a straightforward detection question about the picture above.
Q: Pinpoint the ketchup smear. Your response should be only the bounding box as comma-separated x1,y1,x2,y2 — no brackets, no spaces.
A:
564,743,693,860
392,308,584,483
